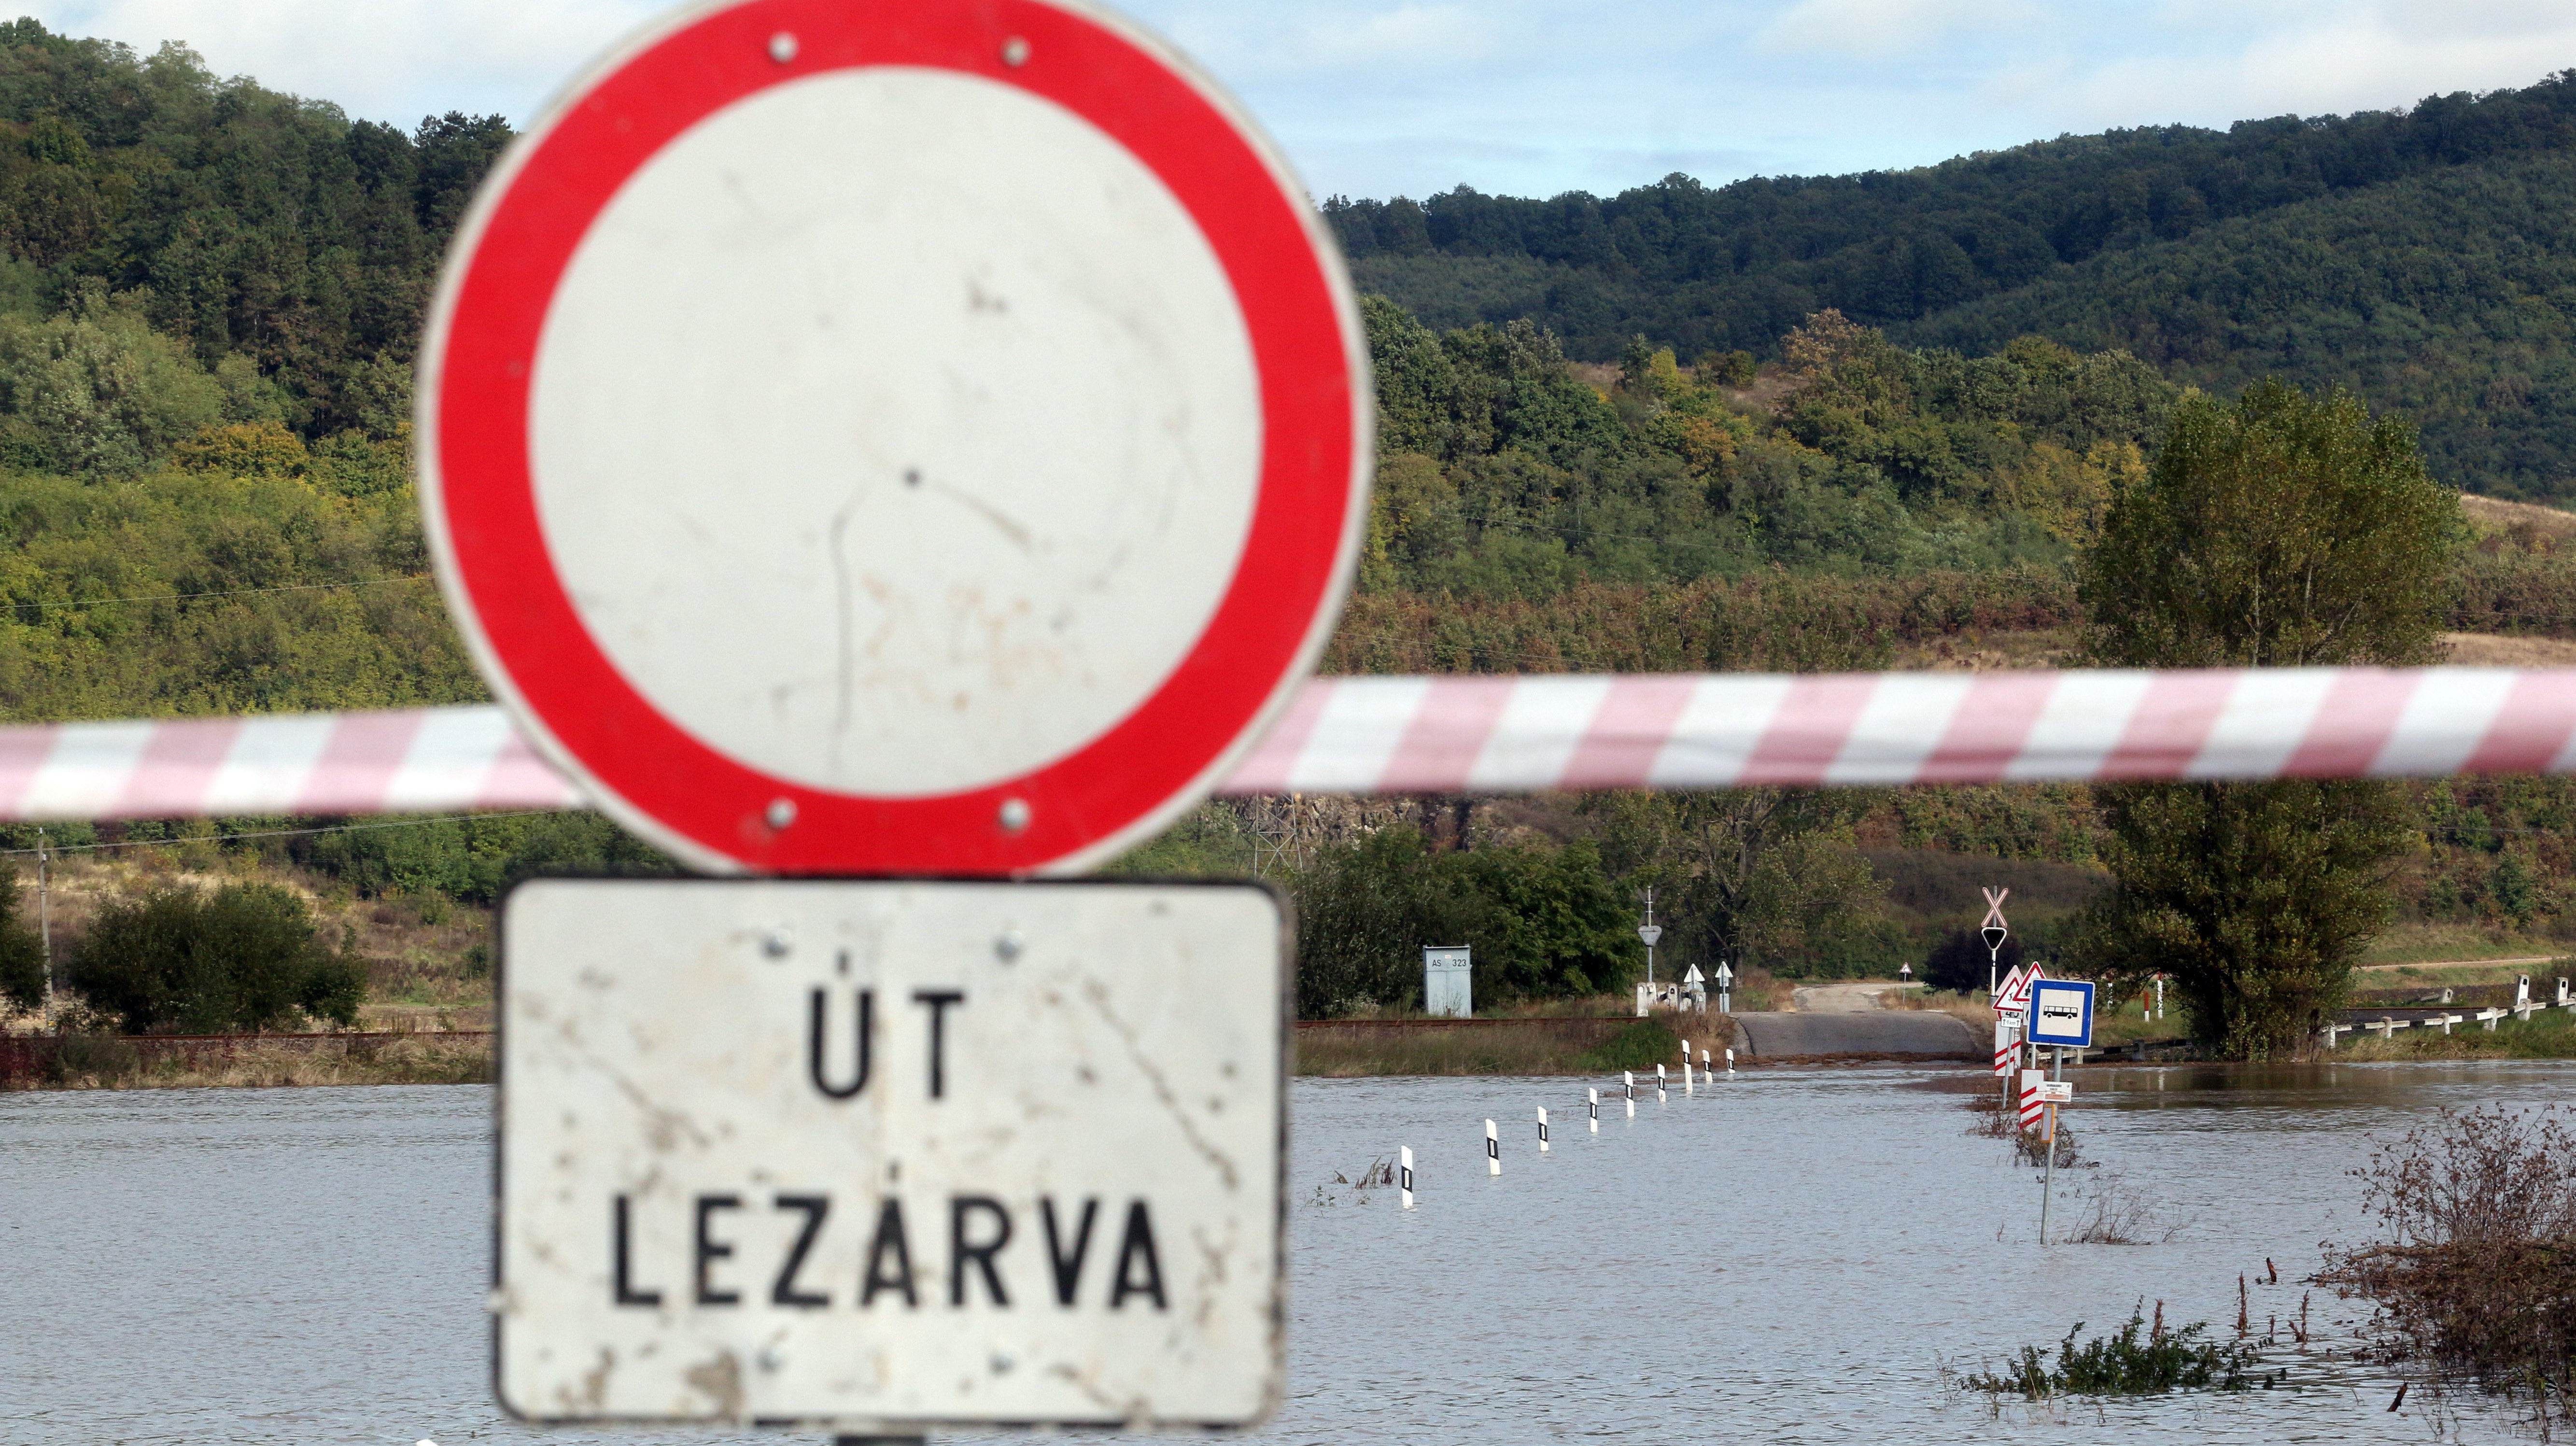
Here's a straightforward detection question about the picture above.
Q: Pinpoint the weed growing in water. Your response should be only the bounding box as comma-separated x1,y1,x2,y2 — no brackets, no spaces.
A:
1960,1301,2263,1398
2318,1104,2576,1420
1305,1154,1396,1207
2063,1170,2192,1245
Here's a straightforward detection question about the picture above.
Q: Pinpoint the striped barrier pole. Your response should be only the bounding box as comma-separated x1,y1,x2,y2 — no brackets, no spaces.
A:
2017,1069,2045,1132
1537,1106,1549,1153
1399,1146,1414,1209
1587,1087,1599,1133
1484,1119,1499,1176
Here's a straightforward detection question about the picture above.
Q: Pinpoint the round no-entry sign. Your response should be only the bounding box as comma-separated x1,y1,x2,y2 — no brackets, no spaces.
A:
418,0,1369,876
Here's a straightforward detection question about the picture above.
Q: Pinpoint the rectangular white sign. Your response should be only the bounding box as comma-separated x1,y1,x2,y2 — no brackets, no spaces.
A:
2037,1081,2072,1103
494,878,1286,1432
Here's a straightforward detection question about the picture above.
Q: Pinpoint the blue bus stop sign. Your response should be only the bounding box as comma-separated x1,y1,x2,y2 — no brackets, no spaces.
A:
2028,979,2095,1048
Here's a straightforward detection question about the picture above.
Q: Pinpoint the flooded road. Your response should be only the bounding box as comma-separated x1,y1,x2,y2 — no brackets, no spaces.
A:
4,1063,2569,1444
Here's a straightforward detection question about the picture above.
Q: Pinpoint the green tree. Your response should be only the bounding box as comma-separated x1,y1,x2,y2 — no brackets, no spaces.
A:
0,866,44,1010
69,880,363,1032
2073,380,2457,1056
1589,788,1885,977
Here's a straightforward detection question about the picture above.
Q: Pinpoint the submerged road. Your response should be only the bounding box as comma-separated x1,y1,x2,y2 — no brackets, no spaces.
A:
1734,981,1980,1058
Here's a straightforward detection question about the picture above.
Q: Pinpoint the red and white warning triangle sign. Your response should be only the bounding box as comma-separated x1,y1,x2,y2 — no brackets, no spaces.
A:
1995,961,2046,1017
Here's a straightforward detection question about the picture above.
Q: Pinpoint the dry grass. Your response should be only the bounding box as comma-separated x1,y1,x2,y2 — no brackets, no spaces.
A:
2461,493,2576,541
19,1035,492,1090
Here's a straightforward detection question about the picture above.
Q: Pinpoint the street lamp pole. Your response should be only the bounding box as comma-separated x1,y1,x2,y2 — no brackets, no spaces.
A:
1636,887,1661,989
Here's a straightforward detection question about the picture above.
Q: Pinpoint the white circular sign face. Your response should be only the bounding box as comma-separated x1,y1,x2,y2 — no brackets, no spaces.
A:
530,69,1261,798
419,0,1370,877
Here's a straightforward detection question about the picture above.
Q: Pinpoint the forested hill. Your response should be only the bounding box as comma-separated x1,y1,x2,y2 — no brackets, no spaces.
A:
0,19,507,444
1328,70,2576,502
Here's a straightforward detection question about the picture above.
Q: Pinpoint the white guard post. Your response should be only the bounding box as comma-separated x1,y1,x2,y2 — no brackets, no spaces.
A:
1624,1071,1637,1117
1399,1147,1414,1210
1536,1107,1549,1153
1485,1119,1500,1176
1587,1088,1600,1133
1656,1064,1668,1104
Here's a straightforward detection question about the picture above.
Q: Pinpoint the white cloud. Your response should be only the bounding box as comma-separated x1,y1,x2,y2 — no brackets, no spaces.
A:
15,0,2576,201
1759,0,2039,58
27,0,660,124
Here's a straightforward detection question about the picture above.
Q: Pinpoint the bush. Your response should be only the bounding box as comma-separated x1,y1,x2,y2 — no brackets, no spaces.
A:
69,882,363,1033
2319,1105,2576,1416
0,870,46,1011
1962,1304,2257,1397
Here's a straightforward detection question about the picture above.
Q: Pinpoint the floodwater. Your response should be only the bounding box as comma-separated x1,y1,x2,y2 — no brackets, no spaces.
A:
4,1064,2571,1444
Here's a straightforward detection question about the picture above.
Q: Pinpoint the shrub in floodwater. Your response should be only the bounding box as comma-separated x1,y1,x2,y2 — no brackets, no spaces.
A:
70,881,365,1033
1962,1303,2259,1398
1574,1019,1679,1071
2317,1105,2576,1417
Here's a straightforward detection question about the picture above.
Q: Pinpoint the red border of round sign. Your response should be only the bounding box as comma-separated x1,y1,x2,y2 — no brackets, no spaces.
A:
427,0,1358,875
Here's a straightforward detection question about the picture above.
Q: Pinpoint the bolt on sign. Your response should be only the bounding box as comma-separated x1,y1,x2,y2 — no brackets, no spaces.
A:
427,0,1366,1432
497,879,1287,1428
416,0,1370,879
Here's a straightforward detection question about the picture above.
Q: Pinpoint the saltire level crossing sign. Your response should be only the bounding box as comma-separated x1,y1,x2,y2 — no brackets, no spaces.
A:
417,0,1371,877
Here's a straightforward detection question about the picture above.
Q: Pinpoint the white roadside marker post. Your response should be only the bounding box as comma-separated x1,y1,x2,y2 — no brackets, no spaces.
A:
1624,1071,1637,1118
1656,1063,1668,1104
1682,1040,1694,1094
1485,1119,1500,1176
1588,1087,1600,1133
1400,1146,1414,1210
1537,1106,1549,1153
1725,1048,1735,1077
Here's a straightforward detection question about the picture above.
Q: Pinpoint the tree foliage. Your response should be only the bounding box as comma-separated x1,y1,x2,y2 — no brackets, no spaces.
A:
69,879,362,1032
2073,381,2453,1056
0,867,44,1009
1326,69,2576,498
2082,379,2454,669
1290,827,1633,1016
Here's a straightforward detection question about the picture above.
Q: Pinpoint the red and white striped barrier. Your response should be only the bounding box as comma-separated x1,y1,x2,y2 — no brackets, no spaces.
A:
0,666,2571,822
1223,667,2576,793
0,705,579,821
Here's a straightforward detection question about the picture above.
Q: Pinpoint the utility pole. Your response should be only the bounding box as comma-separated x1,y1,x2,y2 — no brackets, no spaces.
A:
36,826,51,1020
1636,887,1661,989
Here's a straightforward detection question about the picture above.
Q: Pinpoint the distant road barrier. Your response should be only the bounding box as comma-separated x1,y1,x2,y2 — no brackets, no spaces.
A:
0,666,2572,821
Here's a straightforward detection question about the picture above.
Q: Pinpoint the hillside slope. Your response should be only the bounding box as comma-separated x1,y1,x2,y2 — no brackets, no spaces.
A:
1334,71,2576,500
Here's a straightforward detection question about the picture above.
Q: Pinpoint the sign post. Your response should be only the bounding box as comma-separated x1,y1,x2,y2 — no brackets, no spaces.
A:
1638,888,1662,988
2024,980,2092,1245
1979,887,2010,996
422,0,1370,1431
1713,960,1733,1015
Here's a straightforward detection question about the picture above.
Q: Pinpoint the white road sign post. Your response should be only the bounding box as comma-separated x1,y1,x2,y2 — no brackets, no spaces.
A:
497,878,1287,1428
431,0,1369,1432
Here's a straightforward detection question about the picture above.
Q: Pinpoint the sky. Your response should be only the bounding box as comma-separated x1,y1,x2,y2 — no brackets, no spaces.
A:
23,0,2576,201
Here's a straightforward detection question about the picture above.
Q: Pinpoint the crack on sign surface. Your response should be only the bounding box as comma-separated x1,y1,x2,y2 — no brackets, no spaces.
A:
1081,977,1236,1191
